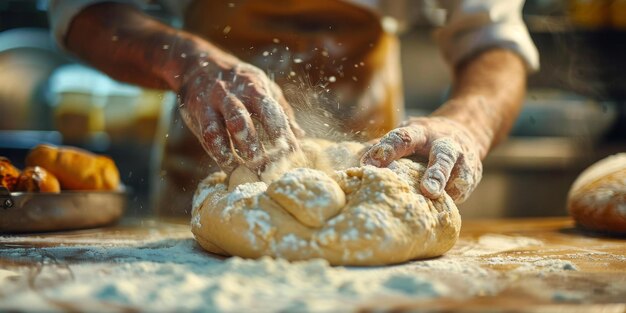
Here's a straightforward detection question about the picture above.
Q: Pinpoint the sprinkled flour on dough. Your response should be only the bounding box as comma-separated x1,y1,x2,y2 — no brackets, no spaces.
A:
193,139,462,266
0,226,608,313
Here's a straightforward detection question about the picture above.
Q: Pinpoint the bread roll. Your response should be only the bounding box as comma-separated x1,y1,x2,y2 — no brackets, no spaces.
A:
567,153,626,234
0,157,20,191
15,166,61,193
26,145,120,191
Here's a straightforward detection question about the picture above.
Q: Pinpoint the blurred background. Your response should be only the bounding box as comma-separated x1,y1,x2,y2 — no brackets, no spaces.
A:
0,0,624,218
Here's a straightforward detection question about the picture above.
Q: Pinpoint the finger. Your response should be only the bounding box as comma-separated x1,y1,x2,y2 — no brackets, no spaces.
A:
360,126,428,167
196,106,239,174
212,83,268,171
271,83,306,138
245,91,300,159
420,138,460,199
445,154,482,203
288,112,306,138
445,163,473,203
220,95,268,170
245,89,292,141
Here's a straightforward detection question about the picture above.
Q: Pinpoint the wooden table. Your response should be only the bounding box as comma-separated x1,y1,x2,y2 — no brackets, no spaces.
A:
414,218,626,312
1,217,625,312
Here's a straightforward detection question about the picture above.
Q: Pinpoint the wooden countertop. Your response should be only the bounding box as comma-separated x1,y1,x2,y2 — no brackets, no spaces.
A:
1,217,625,312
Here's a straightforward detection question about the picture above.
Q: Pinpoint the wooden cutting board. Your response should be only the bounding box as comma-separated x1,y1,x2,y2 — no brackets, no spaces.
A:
1,217,625,312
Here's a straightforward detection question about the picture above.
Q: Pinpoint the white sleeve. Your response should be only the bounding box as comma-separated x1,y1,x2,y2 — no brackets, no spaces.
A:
435,0,539,71
48,0,145,49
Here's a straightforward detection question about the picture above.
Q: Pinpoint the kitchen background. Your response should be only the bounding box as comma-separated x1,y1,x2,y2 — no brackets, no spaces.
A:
0,0,624,218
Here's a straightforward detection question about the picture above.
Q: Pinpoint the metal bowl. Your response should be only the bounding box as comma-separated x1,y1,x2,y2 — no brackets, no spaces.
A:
0,187,126,233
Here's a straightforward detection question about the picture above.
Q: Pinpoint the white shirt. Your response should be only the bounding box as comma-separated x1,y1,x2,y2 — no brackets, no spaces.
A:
48,0,539,71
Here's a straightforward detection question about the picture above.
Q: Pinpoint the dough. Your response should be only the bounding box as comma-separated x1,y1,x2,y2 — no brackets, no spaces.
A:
267,168,346,228
568,153,626,234
191,139,461,266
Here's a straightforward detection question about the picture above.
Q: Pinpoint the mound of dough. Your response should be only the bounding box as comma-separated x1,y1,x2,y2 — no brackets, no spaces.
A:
191,139,461,266
568,153,626,234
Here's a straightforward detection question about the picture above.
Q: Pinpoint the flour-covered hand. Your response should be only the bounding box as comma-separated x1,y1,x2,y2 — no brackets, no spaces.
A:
361,117,483,203
178,53,303,174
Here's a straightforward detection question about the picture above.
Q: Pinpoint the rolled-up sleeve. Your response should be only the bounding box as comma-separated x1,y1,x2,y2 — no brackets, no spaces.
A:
435,0,539,72
48,0,144,49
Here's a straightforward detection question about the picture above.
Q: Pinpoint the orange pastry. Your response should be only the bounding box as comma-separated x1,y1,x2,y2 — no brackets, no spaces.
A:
15,166,61,193
26,144,120,191
0,157,20,191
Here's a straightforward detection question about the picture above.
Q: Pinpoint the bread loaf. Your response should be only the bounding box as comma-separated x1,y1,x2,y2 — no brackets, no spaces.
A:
26,145,120,191
0,157,20,191
567,153,626,234
15,166,61,193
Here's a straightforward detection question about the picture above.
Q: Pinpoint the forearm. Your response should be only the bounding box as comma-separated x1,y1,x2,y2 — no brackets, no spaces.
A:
432,48,527,159
65,2,232,92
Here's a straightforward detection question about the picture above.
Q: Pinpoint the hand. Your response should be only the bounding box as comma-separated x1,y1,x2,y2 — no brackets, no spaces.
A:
177,53,304,174
361,116,483,203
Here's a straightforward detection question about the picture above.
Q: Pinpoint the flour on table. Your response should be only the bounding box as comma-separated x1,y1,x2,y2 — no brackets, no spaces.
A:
0,232,451,313
0,270,19,281
461,234,544,256
3,225,624,312
511,258,578,272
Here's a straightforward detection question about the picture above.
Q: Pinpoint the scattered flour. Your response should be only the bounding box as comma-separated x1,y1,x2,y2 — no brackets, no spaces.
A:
461,234,543,256
0,269,19,281
513,258,578,273
0,228,605,312
0,237,448,312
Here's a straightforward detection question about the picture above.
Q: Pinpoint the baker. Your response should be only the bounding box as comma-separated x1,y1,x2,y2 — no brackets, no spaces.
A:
48,0,538,216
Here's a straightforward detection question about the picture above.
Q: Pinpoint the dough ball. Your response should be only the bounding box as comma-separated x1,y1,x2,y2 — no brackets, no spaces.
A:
192,139,462,266
228,166,260,191
568,153,626,234
260,150,310,183
267,168,345,228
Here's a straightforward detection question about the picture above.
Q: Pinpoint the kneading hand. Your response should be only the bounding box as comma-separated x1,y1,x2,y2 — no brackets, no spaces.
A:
361,116,483,203
178,53,303,174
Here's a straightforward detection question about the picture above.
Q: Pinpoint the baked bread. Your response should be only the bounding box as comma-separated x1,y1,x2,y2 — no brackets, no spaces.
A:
15,166,61,193
0,157,20,191
26,145,120,191
567,153,626,234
